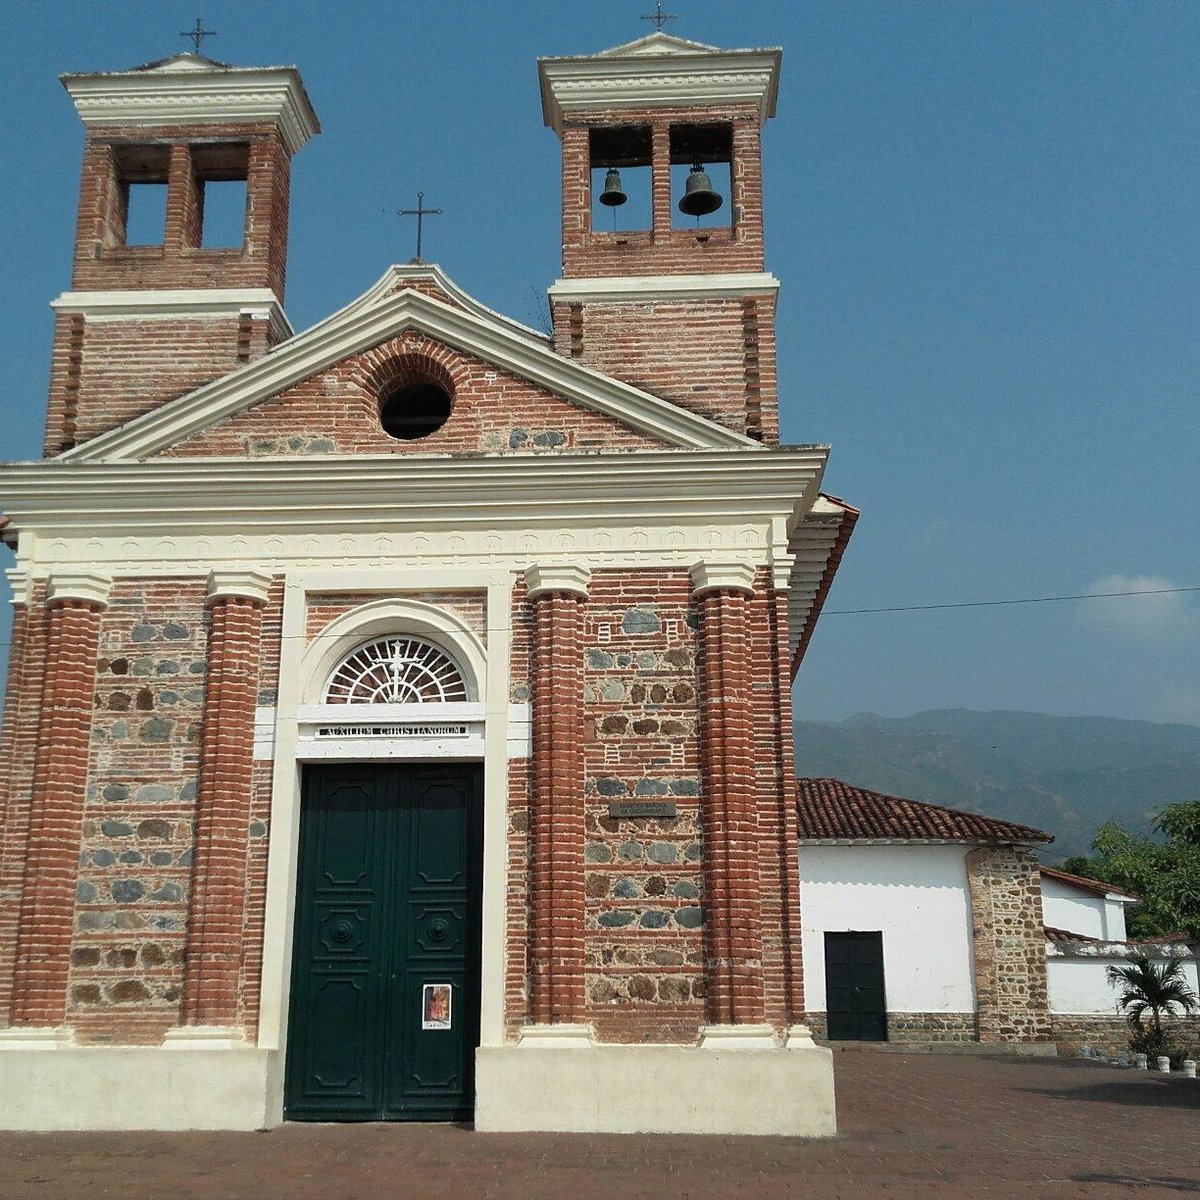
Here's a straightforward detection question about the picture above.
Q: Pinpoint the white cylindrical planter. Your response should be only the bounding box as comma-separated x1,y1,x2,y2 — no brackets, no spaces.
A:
1184,1060,1197,1079
1135,1053,1148,1070
1157,1056,1171,1073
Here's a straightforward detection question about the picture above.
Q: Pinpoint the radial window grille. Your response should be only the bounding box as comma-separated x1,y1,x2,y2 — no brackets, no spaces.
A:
325,637,468,705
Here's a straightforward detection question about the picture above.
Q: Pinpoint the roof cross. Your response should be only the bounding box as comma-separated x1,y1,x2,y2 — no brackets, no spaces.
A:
180,15,216,52
397,192,444,263
641,2,678,32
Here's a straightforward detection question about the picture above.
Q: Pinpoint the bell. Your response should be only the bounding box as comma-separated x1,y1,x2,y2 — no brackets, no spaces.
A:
678,163,723,217
598,167,627,207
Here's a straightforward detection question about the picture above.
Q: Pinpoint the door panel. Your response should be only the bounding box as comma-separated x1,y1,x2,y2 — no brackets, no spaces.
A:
824,931,887,1042
285,763,482,1122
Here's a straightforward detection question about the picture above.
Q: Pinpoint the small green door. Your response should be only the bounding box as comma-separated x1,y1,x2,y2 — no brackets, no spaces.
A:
824,931,888,1041
285,762,483,1121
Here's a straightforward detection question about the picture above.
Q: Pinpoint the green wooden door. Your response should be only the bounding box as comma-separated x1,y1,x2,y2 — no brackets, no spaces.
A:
284,762,483,1121
824,931,888,1041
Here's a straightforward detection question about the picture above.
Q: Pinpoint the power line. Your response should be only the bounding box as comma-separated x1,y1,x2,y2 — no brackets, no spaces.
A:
0,586,1193,651
824,585,1200,616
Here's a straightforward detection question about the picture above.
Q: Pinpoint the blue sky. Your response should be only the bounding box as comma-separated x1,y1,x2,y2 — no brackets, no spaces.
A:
0,1,1196,726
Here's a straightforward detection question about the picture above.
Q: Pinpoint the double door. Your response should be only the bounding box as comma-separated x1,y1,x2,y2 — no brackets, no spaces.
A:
824,931,888,1042
285,762,483,1121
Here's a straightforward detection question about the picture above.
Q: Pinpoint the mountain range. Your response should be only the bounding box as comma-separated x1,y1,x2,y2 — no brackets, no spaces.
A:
792,709,1200,859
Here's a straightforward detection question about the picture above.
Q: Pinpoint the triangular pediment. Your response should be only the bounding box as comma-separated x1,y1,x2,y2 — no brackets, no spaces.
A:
60,266,761,462
597,33,720,57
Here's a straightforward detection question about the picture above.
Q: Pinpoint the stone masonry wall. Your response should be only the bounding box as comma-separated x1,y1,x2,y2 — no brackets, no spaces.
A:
68,578,209,1044
807,1012,980,1044
966,845,1052,1044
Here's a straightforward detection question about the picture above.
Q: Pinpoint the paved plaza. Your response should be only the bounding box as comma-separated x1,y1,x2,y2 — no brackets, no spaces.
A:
1,1051,1197,1199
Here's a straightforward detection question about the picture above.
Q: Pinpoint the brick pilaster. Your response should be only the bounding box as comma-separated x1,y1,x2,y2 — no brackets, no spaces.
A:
526,565,589,1026
181,571,270,1028
692,563,764,1025
10,575,110,1026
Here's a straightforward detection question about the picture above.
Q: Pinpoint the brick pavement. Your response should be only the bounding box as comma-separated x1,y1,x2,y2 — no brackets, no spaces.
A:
0,1051,1197,1199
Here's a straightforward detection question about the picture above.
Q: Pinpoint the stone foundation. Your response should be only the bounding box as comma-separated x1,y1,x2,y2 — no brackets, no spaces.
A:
1051,1014,1200,1057
808,1012,978,1044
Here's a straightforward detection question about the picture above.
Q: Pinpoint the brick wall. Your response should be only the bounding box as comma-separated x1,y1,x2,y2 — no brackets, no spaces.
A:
966,845,1053,1044
45,314,273,456
553,294,778,441
163,332,663,458
807,1012,980,1044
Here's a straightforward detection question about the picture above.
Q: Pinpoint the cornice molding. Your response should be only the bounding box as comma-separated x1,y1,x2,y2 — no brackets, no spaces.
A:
47,570,111,609
0,449,828,539
61,61,320,155
54,273,760,462
207,568,273,605
538,46,782,135
549,272,779,304
690,560,756,598
525,563,591,600
52,288,293,343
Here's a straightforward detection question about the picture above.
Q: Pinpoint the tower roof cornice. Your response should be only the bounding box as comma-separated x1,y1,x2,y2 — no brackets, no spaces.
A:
537,36,782,134
61,55,320,154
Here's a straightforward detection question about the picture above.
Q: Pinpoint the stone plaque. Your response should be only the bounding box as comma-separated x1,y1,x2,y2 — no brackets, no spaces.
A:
608,801,677,820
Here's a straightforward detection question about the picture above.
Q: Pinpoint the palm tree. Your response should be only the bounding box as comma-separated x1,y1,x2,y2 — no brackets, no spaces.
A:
1106,954,1198,1041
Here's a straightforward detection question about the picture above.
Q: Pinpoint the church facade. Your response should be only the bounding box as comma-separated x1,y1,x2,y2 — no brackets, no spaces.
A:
0,32,857,1134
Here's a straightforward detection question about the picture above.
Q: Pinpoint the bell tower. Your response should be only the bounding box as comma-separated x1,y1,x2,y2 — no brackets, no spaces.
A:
539,32,782,441
45,54,319,456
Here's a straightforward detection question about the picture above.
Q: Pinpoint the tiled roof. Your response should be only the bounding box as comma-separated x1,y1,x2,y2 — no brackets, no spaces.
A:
796,778,1053,845
1039,866,1140,901
1044,926,1102,944
1138,931,1192,945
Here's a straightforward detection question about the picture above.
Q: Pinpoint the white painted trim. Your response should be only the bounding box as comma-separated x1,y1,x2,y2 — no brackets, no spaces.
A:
56,277,760,462
538,45,782,134
518,1024,596,1049
698,1024,780,1050
51,289,293,343
208,567,273,604
47,570,111,608
297,597,487,706
162,1026,247,1050
61,61,320,154
525,563,590,600
0,1027,73,1050
548,272,779,303
690,560,755,597
253,567,515,1126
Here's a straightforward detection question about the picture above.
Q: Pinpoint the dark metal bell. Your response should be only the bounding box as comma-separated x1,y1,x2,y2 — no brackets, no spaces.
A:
678,163,723,217
598,167,627,207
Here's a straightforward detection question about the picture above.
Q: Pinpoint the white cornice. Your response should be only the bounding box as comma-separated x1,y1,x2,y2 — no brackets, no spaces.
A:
52,288,293,343
525,563,591,600
61,62,320,155
208,568,273,604
549,273,779,304
690,561,756,598
56,270,760,462
0,449,828,541
538,45,782,135
48,570,111,609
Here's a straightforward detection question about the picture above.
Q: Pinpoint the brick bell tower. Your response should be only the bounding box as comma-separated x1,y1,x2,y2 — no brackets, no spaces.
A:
539,32,782,442
45,54,319,455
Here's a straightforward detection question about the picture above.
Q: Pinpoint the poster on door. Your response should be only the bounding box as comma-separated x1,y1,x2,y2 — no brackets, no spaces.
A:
422,982,452,1030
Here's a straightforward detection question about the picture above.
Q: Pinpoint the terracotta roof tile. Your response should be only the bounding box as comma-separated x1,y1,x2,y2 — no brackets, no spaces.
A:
1039,866,1140,901
1044,925,1102,944
796,777,1053,845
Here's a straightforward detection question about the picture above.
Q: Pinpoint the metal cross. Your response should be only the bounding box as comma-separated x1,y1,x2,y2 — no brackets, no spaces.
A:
397,192,443,262
180,16,216,52
641,2,678,32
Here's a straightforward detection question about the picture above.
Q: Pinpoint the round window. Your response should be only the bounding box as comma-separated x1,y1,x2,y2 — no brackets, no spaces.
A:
379,381,452,440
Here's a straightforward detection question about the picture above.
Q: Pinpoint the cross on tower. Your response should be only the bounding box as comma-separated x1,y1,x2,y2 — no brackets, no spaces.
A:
180,16,216,52
397,192,444,263
641,2,678,32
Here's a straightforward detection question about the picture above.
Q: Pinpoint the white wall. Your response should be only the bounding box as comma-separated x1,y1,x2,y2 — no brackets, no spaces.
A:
1048,952,1200,1015
799,845,976,1014
1041,877,1129,941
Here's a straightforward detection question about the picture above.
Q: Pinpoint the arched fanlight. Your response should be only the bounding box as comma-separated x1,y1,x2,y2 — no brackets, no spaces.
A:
325,636,468,704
